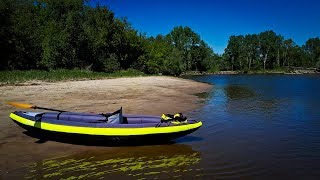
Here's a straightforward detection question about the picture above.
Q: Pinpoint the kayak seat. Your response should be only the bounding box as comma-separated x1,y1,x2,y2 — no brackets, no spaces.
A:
122,117,128,124
43,112,106,123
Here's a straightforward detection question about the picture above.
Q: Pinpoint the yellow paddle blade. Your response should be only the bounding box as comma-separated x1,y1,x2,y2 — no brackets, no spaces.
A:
6,102,34,109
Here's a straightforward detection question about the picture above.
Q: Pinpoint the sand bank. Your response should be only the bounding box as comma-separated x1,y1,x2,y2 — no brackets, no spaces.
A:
1,76,211,115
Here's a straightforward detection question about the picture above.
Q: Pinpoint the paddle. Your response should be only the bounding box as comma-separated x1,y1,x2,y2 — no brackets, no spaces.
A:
6,102,66,112
6,102,121,118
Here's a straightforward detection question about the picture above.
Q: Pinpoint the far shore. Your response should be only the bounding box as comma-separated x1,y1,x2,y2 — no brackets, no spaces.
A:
182,69,319,76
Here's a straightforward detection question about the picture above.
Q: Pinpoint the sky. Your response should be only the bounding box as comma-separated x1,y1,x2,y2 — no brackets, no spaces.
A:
91,0,320,54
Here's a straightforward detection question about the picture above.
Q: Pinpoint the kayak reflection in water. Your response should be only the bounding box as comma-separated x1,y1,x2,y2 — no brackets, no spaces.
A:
25,144,203,179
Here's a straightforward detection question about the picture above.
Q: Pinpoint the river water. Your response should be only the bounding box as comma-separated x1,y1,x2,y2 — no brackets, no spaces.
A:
1,74,320,179
186,74,320,179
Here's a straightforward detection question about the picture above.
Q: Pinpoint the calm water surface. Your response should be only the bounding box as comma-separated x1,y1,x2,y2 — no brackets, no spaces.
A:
1,74,320,179
187,74,320,179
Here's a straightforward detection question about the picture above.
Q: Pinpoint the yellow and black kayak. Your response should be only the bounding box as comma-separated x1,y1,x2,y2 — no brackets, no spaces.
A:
9,111,202,144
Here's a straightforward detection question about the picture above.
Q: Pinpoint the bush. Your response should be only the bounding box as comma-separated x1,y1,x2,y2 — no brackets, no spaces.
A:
102,54,120,73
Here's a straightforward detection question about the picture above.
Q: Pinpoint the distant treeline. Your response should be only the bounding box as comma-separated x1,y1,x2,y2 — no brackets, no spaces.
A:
1,0,320,75
224,32,320,71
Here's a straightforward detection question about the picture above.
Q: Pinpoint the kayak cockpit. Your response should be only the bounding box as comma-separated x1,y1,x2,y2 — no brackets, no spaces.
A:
21,111,162,124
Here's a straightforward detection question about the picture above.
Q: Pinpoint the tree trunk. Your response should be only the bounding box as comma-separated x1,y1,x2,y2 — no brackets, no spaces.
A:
263,53,268,70
231,56,234,71
277,49,280,67
282,51,286,67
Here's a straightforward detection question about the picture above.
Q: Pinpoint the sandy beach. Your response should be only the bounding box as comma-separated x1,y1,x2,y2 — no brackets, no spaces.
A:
0,76,211,115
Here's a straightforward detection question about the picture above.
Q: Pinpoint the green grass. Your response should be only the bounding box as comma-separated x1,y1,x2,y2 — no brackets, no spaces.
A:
0,69,146,85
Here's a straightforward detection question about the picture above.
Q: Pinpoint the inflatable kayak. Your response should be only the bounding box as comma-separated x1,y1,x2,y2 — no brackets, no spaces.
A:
9,110,202,143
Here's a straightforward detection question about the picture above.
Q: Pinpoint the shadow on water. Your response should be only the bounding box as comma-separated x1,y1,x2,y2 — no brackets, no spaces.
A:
194,91,213,104
22,130,178,147
194,92,212,99
175,136,203,143
24,144,202,179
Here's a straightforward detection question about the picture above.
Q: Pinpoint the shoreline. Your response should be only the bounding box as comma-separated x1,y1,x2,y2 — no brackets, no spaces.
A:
182,69,320,76
1,69,319,86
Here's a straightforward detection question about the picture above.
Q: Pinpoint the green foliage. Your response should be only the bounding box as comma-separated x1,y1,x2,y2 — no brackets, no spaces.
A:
0,69,145,85
102,53,120,72
137,35,184,75
1,0,318,76
224,35,244,70
224,31,319,71
0,0,17,70
41,20,68,69
303,37,320,67
162,48,183,75
1,0,145,72
167,26,201,71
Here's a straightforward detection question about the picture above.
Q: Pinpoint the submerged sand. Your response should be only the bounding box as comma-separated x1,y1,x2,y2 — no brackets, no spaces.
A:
0,76,211,115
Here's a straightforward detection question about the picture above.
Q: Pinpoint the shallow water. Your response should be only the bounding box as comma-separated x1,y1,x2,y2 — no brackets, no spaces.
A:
1,74,320,179
186,74,320,178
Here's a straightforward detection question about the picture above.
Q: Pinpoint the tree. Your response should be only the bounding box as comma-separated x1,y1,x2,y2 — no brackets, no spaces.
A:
224,35,245,70
258,31,283,70
82,5,117,71
282,39,295,67
137,34,184,75
167,26,201,71
303,37,320,67
114,18,144,70
243,34,259,70
191,40,215,72
0,0,16,70
289,45,304,67
1,0,43,70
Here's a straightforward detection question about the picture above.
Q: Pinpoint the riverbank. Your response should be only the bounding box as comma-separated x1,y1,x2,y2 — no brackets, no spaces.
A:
0,69,146,86
0,76,211,115
182,68,319,76
2,69,318,86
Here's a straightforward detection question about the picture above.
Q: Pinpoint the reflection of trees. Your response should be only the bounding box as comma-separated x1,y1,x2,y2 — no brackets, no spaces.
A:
194,92,212,104
256,99,278,114
224,86,256,100
224,86,279,115
226,98,279,116
25,145,202,179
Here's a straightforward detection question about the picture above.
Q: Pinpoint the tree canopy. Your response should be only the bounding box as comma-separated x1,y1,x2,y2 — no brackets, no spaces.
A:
1,0,319,74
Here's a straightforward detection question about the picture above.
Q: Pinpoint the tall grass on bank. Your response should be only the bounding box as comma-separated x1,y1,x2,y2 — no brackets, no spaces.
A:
0,69,145,85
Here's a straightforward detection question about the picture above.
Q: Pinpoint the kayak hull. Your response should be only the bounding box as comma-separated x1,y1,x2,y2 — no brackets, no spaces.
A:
10,111,202,145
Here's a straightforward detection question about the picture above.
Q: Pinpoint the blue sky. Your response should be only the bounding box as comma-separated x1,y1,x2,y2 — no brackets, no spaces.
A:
91,0,320,54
